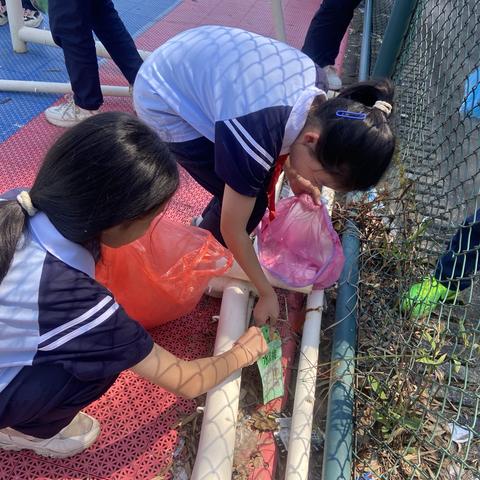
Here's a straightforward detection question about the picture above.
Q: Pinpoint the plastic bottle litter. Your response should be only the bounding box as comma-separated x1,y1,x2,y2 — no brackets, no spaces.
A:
273,416,323,454
356,473,374,480
447,422,473,445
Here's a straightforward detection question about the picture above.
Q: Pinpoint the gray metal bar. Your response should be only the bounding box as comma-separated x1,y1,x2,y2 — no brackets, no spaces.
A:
359,0,373,81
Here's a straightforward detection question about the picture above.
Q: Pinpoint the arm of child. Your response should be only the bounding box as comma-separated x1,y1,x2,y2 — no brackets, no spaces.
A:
130,326,268,399
220,185,280,325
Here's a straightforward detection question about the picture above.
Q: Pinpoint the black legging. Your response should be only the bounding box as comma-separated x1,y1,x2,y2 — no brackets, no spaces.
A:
302,0,362,67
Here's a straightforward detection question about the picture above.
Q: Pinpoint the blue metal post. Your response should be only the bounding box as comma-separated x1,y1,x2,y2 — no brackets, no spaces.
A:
322,0,371,477
322,219,359,479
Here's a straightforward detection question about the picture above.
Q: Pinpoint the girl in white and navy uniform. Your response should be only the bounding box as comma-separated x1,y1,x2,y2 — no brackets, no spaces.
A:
133,25,396,325
0,112,268,458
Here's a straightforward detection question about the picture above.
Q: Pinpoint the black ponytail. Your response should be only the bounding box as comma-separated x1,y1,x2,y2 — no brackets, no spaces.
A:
308,79,396,191
0,112,179,283
0,200,28,283
337,78,394,106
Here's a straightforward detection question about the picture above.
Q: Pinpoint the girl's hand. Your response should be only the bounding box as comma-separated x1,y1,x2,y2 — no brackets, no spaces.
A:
234,326,269,365
288,173,321,205
253,290,280,325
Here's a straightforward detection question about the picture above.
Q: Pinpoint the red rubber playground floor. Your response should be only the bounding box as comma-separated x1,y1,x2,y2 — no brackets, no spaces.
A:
0,1,349,478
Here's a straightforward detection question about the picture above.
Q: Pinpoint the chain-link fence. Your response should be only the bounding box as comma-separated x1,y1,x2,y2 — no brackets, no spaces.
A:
353,0,480,478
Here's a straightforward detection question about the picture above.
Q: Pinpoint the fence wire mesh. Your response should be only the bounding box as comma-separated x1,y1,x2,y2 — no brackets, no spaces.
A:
352,1,480,479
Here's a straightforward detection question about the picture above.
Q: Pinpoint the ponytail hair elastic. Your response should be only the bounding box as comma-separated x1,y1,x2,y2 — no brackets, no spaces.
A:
16,191,38,217
373,100,392,117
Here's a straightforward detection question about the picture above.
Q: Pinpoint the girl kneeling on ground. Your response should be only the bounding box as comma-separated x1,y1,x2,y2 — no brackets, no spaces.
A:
0,112,268,458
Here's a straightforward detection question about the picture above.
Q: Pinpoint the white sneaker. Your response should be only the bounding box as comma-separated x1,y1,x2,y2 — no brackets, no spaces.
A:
324,65,342,91
0,5,8,26
0,412,100,458
23,9,43,28
45,98,99,127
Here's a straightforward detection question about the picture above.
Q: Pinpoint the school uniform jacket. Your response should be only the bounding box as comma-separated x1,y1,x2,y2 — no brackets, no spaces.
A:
0,209,153,395
133,25,327,197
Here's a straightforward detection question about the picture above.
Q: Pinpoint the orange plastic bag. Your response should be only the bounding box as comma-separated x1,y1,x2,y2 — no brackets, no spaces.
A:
96,216,233,329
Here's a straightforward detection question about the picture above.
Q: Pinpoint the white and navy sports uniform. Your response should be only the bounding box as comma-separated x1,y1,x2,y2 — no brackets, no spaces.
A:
133,25,327,243
0,204,153,438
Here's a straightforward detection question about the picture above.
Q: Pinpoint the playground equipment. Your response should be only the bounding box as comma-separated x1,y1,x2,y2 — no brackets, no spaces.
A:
0,0,286,96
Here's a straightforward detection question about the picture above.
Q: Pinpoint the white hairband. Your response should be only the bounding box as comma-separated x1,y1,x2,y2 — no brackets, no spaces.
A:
373,100,392,117
16,191,38,217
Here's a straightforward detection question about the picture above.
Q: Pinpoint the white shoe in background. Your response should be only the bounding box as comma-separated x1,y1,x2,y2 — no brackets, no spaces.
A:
23,9,43,28
324,65,342,91
45,98,99,128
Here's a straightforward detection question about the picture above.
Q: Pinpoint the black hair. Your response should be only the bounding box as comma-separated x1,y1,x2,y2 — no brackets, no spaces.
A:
0,112,179,283
307,78,395,191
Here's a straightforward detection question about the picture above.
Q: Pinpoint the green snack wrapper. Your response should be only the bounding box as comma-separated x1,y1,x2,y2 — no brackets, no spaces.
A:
257,325,284,404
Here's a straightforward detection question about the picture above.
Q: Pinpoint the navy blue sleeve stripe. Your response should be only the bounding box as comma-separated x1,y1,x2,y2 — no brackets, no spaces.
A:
224,119,271,171
38,296,114,345
38,303,120,352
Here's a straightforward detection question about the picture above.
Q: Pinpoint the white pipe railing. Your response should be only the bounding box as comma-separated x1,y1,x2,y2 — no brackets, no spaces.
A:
5,0,24,52
284,187,334,478
191,280,252,479
223,260,312,295
285,289,325,479
0,80,130,96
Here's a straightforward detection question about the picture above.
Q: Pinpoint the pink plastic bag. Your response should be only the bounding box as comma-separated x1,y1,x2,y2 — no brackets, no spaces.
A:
258,194,344,288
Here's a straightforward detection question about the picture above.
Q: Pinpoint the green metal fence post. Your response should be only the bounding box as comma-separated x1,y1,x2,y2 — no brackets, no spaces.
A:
372,0,419,78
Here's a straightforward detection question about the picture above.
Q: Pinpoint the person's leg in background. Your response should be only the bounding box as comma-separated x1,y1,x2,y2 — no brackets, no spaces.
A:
302,0,362,90
434,209,480,291
46,0,102,127
45,0,141,128
91,0,143,87
402,208,480,317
